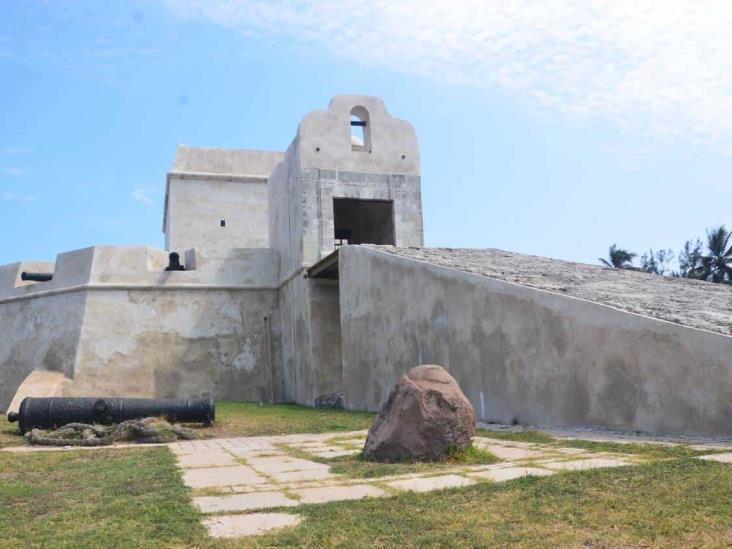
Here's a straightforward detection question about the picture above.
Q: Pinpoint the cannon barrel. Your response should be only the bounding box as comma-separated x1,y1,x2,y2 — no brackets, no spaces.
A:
8,397,215,434
21,272,53,282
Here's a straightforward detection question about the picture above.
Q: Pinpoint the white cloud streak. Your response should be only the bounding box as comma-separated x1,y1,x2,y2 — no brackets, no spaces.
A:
131,187,155,206
3,191,35,203
2,146,31,155
1,167,26,176
161,0,732,151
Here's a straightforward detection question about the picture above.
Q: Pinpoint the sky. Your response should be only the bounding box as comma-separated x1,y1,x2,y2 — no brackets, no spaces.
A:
1,0,730,267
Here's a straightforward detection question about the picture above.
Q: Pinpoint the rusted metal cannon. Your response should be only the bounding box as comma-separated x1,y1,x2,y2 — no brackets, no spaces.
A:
7,397,215,434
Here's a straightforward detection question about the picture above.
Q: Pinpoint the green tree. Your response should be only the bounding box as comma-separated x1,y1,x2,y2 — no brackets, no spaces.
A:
641,248,674,275
675,238,704,278
692,226,732,283
599,244,637,269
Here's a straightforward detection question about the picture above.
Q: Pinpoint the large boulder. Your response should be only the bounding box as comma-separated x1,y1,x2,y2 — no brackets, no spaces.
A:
363,365,475,462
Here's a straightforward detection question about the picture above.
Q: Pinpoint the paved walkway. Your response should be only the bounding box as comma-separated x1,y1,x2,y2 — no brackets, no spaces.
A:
169,430,650,539
5,428,731,539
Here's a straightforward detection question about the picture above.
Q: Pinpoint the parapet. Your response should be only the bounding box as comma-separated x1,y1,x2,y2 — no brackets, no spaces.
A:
0,247,95,300
0,245,280,302
296,94,420,175
169,146,284,180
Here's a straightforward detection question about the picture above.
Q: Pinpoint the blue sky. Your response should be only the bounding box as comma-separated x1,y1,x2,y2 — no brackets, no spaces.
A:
1,0,730,267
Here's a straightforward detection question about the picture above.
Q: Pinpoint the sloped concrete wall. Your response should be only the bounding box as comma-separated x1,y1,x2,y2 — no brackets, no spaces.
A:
339,246,732,436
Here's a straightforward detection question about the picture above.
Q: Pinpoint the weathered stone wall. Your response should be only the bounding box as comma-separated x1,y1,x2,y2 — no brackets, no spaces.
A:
339,246,732,436
0,291,86,412
0,245,283,411
70,288,281,402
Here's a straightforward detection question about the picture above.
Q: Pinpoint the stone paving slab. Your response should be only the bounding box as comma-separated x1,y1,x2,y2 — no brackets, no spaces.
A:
295,483,387,504
468,466,555,482
183,465,267,489
230,450,285,460
269,468,337,483
177,452,239,469
310,449,359,458
386,474,477,493
194,491,299,513
474,438,539,449
696,452,732,463
251,459,331,474
203,513,302,538
481,445,549,460
554,447,590,455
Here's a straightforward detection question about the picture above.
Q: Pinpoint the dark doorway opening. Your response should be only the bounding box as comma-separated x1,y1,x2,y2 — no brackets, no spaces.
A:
333,198,395,246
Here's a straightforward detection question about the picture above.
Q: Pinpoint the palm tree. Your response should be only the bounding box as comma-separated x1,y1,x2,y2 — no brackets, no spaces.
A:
599,244,636,269
692,226,732,283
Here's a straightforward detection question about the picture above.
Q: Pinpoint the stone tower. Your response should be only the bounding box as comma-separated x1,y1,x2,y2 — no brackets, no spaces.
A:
267,95,424,403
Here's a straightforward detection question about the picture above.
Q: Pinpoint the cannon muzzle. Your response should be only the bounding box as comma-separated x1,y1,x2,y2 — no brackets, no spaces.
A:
9,397,215,434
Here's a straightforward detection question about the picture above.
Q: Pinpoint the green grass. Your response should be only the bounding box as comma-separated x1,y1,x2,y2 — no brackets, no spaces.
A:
246,459,732,548
320,445,498,479
1,434,730,547
0,447,206,549
0,423,24,449
475,428,555,444
198,402,375,439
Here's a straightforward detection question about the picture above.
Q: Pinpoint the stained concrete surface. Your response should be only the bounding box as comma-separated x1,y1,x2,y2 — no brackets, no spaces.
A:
339,245,732,436
370,246,732,337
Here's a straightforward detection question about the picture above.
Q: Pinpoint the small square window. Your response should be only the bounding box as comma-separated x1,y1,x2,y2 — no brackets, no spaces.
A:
220,220,226,227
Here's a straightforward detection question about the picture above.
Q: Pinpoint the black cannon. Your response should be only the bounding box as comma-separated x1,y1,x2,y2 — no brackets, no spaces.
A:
21,272,53,282
7,397,215,434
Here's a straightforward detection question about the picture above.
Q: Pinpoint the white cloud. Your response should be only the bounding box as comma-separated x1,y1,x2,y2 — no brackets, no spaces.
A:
1,167,26,176
3,191,35,203
2,146,31,155
131,187,155,206
160,0,732,151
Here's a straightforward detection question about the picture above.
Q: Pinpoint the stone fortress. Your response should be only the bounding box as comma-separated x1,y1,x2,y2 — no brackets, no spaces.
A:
1,95,731,436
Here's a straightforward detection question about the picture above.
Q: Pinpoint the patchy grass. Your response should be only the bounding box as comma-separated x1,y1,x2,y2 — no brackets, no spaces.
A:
0,447,206,549
554,438,726,459
475,428,555,444
1,437,730,547
321,445,498,479
198,402,374,439
0,423,25,449
475,428,728,460
246,459,732,548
